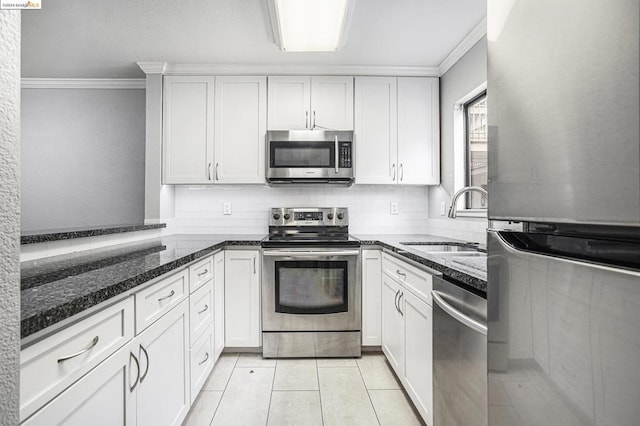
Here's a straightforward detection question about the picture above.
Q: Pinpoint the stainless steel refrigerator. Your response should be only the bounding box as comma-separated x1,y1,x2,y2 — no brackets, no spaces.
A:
487,0,640,425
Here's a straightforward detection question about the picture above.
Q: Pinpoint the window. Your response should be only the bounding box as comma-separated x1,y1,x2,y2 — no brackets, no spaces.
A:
464,92,487,209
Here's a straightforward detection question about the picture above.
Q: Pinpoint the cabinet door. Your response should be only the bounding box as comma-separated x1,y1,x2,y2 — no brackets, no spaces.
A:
224,250,261,347
354,77,398,184
163,76,215,184
136,299,190,426
22,343,136,426
362,249,382,346
267,76,311,130
381,274,404,376
397,77,440,185
214,76,267,183
311,76,354,130
403,289,433,426
213,251,225,362
355,77,398,184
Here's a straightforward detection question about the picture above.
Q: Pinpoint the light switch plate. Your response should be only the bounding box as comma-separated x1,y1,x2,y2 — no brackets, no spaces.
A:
390,202,399,215
223,202,232,215
440,201,446,216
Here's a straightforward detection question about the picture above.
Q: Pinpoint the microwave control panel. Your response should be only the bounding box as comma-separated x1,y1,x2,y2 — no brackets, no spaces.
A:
339,142,352,168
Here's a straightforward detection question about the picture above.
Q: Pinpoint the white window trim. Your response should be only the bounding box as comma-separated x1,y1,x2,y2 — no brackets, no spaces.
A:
453,82,487,218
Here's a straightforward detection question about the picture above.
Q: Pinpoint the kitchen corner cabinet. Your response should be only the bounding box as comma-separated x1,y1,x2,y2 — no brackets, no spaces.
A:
214,76,267,184
163,76,215,184
362,249,382,346
224,250,261,347
354,77,439,185
267,76,354,130
381,253,435,425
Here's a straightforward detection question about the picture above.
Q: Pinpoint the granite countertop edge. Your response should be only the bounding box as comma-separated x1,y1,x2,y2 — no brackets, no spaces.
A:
21,223,167,245
21,235,486,340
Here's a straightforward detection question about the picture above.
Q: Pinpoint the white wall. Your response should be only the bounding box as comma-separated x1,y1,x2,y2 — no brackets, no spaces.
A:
427,38,488,243
0,10,21,424
173,185,430,235
21,88,146,231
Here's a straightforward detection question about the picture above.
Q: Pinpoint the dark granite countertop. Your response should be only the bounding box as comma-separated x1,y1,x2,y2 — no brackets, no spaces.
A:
355,234,487,295
21,223,167,245
21,232,486,343
21,234,264,341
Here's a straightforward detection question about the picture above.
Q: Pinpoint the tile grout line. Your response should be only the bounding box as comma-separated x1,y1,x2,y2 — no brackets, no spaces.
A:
315,359,325,426
356,356,383,426
264,355,277,426
209,354,240,425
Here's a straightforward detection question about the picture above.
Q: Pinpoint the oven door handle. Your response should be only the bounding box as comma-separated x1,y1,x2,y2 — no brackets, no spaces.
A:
262,250,360,257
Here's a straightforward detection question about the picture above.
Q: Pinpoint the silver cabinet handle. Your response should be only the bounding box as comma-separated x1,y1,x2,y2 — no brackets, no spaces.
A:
334,135,339,174
57,336,99,363
398,292,404,316
253,256,256,274
157,289,175,302
392,164,396,181
198,268,209,277
208,163,212,181
394,290,401,314
215,163,219,181
198,352,210,366
396,269,406,278
139,344,150,383
198,304,209,314
399,163,404,182
313,110,316,129
305,111,309,129
129,351,140,393
432,290,487,335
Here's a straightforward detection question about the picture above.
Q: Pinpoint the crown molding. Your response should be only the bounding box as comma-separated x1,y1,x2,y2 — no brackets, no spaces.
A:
21,78,146,89
162,63,439,77
438,17,487,76
137,62,167,74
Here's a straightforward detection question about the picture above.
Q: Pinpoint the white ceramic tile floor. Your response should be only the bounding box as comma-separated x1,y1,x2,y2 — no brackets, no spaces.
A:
184,352,425,426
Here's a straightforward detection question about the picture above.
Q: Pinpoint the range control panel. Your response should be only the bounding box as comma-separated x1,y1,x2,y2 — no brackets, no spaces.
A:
269,207,348,227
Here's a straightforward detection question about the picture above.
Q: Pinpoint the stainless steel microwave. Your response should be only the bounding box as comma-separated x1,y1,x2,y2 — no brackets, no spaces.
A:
266,130,354,185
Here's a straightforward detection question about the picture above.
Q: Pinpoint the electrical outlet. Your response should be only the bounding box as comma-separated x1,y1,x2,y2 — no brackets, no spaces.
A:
223,202,232,215
440,201,446,216
390,202,399,215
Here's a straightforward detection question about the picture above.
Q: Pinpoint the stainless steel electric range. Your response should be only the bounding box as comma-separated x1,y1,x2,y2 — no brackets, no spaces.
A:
261,207,361,358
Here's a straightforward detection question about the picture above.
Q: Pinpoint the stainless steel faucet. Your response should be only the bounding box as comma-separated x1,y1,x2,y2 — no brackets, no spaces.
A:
448,186,488,218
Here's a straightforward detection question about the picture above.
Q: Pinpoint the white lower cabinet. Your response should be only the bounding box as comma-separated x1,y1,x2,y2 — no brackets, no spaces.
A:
22,342,136,426
213,251,225,361
362,249,382,346
224,250,261,347
190,323,215,403
381,253,435,426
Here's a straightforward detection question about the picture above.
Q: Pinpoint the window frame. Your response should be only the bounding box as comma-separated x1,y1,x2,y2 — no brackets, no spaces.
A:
463,91,487,210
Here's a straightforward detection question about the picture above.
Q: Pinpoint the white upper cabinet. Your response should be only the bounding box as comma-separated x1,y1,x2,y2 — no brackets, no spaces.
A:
397,77,440,185
354,76,439,185
163,76,215,184
268,76,354,130
214,76,267,184
354,77,398,184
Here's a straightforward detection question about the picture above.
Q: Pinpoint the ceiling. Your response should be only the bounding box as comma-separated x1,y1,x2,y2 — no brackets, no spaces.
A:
21,0,486,78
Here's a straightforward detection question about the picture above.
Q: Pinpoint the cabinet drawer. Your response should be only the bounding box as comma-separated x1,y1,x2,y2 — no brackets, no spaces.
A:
382,253,433,305
190,324,215,404
135,269,188,334
190,279,214,344
20,297,134,422
189,255,214,293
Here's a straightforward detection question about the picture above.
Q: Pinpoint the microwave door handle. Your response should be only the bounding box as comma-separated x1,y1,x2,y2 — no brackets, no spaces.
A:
334,135,339,174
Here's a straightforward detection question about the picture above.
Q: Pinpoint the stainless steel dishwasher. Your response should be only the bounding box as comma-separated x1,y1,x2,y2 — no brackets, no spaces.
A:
432,276,487,426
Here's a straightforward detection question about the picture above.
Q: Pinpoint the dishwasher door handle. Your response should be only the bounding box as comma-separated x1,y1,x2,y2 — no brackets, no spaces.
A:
432,290,487,335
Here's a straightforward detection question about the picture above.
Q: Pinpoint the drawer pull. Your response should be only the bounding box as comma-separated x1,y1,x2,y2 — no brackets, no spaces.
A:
396,269,407,278
157,289,175,302
57,336,99,363
199,352,210,366
198,304,209,314
139,344,150,383
198,268,209,277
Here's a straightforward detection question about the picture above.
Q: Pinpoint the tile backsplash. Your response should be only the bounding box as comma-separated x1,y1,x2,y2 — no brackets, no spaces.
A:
172,185,431,235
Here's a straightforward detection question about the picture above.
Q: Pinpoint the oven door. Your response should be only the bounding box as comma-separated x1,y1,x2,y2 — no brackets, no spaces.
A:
262,248,361,331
